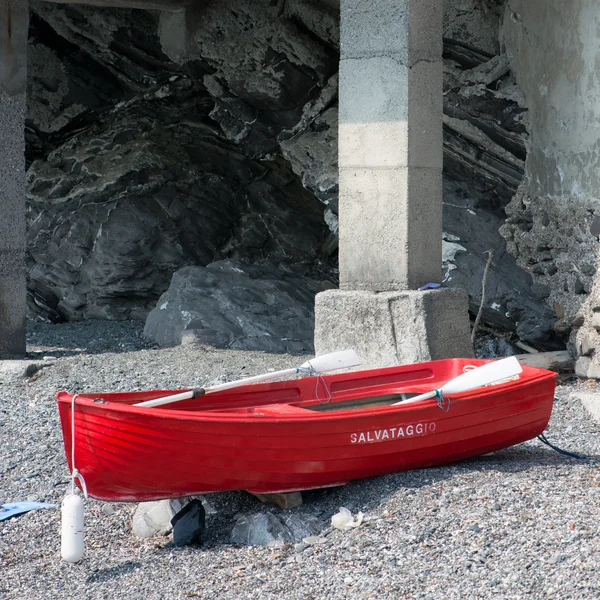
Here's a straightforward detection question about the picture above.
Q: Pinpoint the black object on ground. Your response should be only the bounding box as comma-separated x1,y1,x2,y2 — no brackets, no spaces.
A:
538,432,586,460
170,500,206,547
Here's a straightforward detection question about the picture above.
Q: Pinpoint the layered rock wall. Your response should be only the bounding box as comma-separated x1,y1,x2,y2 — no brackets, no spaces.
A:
25,0,566,352
27,0,337,322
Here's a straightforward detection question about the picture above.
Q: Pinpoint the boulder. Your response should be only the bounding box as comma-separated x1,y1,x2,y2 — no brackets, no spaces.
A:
144,260,334,353
132,499,183,538
231,511,323,546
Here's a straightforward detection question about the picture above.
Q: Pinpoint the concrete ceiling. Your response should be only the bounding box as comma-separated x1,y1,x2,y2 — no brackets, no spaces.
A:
41,0,340,13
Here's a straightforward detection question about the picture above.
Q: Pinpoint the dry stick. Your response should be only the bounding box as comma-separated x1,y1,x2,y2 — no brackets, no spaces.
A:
471,250,493,348
515,340,539,354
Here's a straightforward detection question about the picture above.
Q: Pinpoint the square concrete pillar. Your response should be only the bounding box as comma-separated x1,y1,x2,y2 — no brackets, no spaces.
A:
338,0,443,291
315,0,473,367
0,0,28,357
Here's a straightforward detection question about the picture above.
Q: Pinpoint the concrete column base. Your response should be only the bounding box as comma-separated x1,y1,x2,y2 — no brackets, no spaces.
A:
314,288,473,369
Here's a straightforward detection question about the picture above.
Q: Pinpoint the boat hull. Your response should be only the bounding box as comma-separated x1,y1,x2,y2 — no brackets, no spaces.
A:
56,359,556,502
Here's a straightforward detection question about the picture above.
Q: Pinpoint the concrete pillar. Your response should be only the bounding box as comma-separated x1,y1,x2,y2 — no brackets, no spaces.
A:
338,0,443,291
0,0,28,357
314,0,472,367
502,2,600,378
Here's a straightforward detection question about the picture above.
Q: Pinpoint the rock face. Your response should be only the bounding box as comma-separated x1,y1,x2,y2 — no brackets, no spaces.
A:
25,0,563,351
144,260,333,353
440,3,561,349
444,0,506,56
26,1,337,322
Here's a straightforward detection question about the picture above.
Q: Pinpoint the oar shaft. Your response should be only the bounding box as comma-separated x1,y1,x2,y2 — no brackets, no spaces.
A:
391,391,435,406
399,390,437,405
135,390,197,408
132,349,361,409
204,367,298,393
135,367,299,408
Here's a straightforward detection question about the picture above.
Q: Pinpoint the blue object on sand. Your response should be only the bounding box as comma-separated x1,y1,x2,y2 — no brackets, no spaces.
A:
417,283,441,291
0,502,58,521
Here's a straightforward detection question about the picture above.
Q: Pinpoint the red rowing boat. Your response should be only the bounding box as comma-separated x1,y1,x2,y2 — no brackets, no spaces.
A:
56,358,556,502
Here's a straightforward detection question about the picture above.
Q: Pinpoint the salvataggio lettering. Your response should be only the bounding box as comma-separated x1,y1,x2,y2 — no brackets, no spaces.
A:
350,422,436,444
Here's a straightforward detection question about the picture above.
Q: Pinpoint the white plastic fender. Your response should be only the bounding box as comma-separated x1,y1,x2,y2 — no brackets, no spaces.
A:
61,493,84,563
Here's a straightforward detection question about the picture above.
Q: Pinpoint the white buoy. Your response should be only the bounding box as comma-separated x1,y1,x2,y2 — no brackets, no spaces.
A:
61,493,84,563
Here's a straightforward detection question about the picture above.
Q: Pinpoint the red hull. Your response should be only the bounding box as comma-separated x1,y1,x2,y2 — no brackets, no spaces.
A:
56,359,556,502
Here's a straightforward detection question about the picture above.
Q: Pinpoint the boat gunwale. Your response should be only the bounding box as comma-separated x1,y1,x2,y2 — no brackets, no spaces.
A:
56,361,557,424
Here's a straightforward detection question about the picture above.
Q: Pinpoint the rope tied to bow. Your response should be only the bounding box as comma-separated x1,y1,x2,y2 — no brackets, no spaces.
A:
70,394,88,500
296,363,332,404
434,389,451,412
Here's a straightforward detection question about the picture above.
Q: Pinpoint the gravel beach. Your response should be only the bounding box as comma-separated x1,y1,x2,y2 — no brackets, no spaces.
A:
1,321,599,600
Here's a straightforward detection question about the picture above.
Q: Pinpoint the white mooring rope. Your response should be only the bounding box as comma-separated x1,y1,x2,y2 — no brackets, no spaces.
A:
70,394,88,500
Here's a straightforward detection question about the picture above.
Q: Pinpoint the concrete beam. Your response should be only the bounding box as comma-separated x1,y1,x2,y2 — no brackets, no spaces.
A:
43,0,187,11
0,0,28,358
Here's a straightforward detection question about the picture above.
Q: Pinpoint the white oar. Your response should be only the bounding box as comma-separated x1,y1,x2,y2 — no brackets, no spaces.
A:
391,356,523,406
134,349,361,408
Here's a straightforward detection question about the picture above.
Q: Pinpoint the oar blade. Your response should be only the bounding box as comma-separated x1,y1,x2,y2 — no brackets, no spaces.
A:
303,349,361,373
441,356,522,395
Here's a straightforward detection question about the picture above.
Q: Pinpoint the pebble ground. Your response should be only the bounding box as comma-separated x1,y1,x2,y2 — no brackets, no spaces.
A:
1,321,599,600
